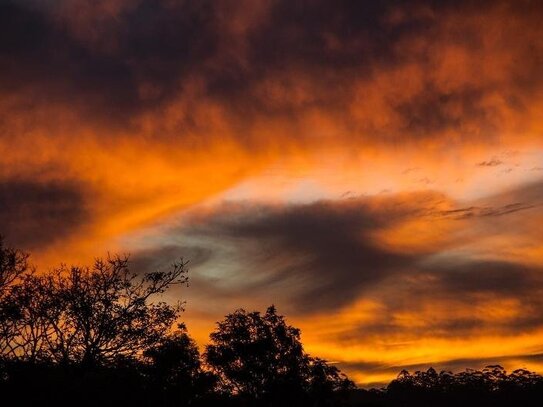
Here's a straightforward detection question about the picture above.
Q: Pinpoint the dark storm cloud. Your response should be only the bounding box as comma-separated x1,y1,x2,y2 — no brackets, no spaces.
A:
332,256,543,345
130,244,212,273
0,179,88,249
206,0,527,138
428,260,543,335
179,198,429,311
2,0,543,141
120,196,431,314
0,0,217,127
207,1,431,94
431,260,541,296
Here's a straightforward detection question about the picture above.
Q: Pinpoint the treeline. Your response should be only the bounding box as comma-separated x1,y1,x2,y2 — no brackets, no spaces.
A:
2,239,543,407
353,366,543,406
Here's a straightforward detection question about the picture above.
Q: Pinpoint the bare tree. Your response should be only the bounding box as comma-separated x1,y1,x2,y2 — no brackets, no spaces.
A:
2,273,57,361
0,238,32,358
1,251,188,367
48,255,189,367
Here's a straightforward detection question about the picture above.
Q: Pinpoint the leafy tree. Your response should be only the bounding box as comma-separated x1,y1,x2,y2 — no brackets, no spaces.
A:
306,357,356,405
6,238,543,407
204,305,354,406
385,365,543,406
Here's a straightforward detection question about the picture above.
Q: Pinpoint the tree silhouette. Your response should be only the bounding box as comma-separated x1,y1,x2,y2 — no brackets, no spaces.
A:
144,323,218,406
204,305,354,406
1,251,188,367
46,255,189,367
0,238,32,358
2,272,58,362
0,238,29,290
306,357,356,404
381,365,543,406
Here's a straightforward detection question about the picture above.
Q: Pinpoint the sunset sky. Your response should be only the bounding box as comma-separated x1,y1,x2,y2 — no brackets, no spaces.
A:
1,0,543,386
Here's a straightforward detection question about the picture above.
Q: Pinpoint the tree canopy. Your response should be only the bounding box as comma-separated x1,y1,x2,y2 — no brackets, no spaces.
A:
205,305,354,405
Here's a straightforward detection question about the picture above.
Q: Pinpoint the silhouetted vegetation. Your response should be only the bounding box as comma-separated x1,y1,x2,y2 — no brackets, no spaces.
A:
1,238,543,406
143,324,218,406
350,366,543,407
0,239,352,406
205,306,354,406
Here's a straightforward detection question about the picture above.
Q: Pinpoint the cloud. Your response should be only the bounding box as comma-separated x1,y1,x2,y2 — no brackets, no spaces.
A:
437,202,535,219
180,196,435,312
0,179,89,250
1,0,543,145
477,159,504,167
0,0,220,130
130,244,212,273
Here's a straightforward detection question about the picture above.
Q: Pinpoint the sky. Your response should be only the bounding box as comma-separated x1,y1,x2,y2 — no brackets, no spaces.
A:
1,0,543,386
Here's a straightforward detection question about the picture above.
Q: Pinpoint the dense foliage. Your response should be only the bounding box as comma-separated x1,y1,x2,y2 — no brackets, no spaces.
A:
350,366,543,406
205,306,354,405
